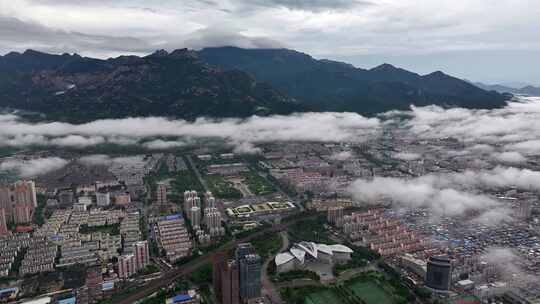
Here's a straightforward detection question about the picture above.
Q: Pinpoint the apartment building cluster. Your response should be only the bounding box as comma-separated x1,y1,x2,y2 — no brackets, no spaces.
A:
0,180,37,236
27,206,139,273
57,239,98,267
34,209,71,237
308,199,353,211
109,154,163,187
155,214,192,262
330,208,429,257
57,186,133,209
0,233,58,278
85,232,121,261
267,157,354,195
0,233,37,278
20,239,57,275
118,240,150,279
184,191,225,244
0,236,20,277
87,209,124,227
120,211,142,255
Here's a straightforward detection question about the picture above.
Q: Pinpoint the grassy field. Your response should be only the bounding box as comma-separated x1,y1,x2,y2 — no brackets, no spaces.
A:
242,171,275,195
306,290,343,304
348,281,393,304
281,270,410,304
205,175,242,199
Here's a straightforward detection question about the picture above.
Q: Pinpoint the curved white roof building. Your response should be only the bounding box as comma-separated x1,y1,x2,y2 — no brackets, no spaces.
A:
275,241,353,272
275,252,295,266
329,244,354,253
290,247,307,264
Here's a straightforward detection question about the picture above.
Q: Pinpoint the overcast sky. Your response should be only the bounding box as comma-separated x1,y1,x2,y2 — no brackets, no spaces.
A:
1,0,540,85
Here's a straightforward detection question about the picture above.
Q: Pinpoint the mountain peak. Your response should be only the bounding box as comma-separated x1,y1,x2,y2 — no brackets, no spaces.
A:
169,48,198,59
425,71,449,78
22,49,49,56
371,63,397,71
148,49,169,57
3,51,22,58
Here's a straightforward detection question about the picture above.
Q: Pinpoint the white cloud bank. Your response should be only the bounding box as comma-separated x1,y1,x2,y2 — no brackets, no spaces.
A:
348,175,511,224
402,97,540,152
0,112,381,151
347,166,540,224
78,155,145,168
0,157,68,177
481,247,538,283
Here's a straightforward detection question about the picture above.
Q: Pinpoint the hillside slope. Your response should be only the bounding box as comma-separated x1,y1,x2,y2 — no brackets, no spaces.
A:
0,49,303,122
199,47,510,114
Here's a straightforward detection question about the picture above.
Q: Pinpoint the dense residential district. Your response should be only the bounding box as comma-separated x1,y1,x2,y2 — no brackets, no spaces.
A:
1,139,540,304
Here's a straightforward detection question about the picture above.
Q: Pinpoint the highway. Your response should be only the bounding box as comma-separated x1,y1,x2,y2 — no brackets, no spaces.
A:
117,213,317,304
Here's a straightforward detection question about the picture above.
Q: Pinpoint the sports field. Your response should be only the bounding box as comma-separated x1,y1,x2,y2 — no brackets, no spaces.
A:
288,271,406,304
348,281,394,304
305,290,343,304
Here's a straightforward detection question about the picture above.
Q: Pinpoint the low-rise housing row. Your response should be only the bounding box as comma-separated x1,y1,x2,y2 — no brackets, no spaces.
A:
120,212,141,254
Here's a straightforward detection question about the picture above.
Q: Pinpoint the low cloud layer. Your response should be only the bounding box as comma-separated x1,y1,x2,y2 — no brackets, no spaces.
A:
0,112,381,152
481,247,538,284
347,165,540,224
348,175,511,224
0,157,68,178
493,151,527,164
401,97,540,153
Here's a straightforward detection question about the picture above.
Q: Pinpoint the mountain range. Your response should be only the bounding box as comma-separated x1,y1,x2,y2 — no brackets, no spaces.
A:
0,47,511,122
473,82,540,96
199,47,509,114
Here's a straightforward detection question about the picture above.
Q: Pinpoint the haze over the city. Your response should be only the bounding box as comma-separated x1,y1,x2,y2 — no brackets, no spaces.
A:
1,0,540,85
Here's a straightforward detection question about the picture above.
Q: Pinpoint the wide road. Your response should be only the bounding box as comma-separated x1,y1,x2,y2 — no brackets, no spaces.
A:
261,231,289,304
117,213,317,304
185,155,210,192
